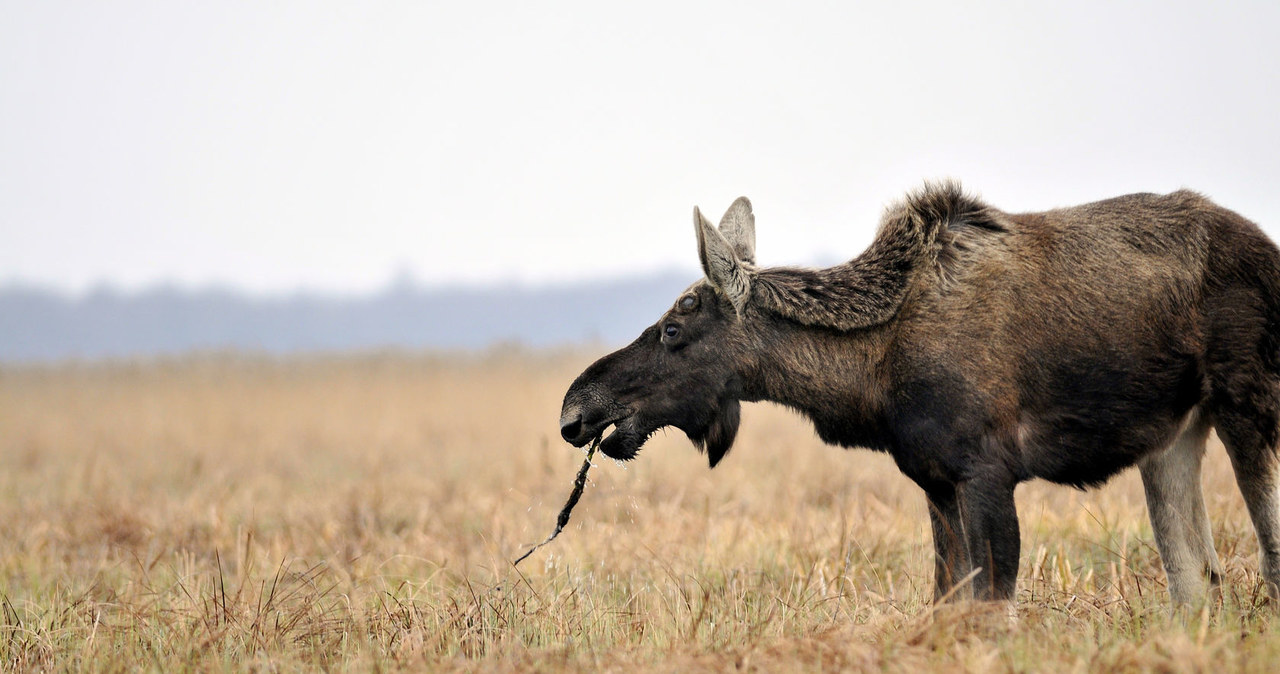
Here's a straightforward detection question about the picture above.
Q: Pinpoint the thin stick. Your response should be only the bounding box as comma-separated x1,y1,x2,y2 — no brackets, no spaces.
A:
513,436,600,567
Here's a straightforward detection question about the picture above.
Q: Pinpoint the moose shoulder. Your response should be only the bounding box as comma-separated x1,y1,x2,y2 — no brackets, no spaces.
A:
559,183,1280,605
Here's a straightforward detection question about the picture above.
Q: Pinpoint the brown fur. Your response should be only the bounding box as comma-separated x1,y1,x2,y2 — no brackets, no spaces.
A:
560,182,1280,606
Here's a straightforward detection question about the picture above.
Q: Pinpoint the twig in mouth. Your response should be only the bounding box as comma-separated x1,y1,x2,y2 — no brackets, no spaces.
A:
513,435,601,567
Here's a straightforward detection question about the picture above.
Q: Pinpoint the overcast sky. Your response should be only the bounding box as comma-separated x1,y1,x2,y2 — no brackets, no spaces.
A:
3,1,1279,296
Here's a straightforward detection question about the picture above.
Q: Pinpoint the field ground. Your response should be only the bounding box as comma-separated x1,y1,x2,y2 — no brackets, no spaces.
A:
1,349,1279,672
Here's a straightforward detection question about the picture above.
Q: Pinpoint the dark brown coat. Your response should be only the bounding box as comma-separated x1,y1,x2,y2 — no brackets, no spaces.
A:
559,183,1280,605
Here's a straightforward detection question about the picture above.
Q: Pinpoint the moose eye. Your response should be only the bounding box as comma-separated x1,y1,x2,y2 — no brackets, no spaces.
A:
663,324,680,340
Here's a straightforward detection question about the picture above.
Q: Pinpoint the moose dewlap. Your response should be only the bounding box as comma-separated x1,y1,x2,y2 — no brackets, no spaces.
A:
558,182,1280,605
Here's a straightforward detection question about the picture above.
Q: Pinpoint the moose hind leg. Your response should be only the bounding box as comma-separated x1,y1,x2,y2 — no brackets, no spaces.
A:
927,485,973,602
1216,409,1280,599
1138,411,1223,605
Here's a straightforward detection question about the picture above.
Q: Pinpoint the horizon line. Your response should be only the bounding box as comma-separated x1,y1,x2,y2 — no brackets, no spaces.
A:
0,265,715,302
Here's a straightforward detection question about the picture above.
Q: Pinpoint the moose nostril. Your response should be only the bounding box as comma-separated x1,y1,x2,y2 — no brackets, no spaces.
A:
560,412,583,442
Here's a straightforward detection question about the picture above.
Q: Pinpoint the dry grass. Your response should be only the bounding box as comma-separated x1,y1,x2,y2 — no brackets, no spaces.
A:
0,348,1278,672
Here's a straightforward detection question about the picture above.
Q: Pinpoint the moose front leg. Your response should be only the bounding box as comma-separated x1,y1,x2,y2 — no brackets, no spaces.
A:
956,476,1020,601
927,485,973,602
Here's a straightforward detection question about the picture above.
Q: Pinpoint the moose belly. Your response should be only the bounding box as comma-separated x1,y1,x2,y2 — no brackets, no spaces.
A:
884,347,1204,490
1015,352,1204,489
1016,409,1192,488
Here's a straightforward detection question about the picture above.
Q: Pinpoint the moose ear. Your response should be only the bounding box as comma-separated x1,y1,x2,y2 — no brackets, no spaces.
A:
695,206,751,316
717,197,756,264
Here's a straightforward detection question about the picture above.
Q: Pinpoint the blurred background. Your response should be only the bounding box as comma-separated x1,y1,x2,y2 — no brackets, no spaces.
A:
4,1,1279,362
7,5,1280,667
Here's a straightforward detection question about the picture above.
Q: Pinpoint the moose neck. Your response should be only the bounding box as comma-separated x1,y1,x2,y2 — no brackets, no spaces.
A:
741,311,895,451
721,184,997,450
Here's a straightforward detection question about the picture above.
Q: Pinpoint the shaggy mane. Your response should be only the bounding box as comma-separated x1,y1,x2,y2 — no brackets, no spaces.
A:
751,181,1002,331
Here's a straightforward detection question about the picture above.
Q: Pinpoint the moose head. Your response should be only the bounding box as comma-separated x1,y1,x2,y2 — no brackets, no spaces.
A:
558,198,760,467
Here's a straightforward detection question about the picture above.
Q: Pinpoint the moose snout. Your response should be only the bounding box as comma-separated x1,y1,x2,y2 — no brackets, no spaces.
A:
559,407,585,444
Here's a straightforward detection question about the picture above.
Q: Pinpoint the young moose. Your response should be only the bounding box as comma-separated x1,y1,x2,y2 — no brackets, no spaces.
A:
559,183,1280,604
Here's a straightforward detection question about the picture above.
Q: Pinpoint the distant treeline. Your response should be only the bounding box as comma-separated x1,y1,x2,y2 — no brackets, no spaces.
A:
0,272,694,362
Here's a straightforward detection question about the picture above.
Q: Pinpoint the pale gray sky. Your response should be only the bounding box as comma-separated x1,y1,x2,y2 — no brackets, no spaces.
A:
3,1,1279,295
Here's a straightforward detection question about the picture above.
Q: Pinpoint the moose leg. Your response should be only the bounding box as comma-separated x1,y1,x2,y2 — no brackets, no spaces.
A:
956,475,1020,601
1138,411,1222,605
1216,411,1280,599
927,485,973,602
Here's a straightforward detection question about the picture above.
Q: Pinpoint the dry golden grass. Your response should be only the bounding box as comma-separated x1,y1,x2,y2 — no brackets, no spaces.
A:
0,348,1278,672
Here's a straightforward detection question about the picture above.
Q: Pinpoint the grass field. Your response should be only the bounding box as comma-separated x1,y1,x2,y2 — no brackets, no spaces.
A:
1,349,1278,672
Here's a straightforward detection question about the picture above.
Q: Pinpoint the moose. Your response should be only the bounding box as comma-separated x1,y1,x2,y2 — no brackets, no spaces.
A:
559,182,1280,605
